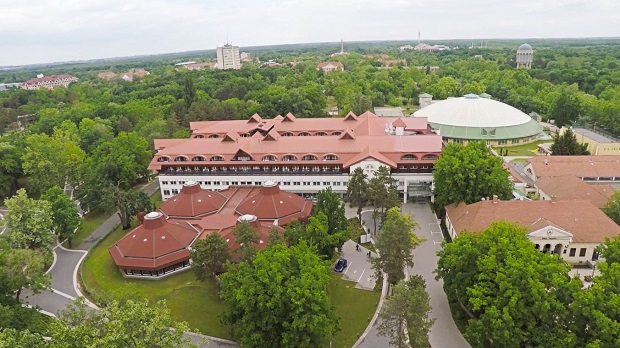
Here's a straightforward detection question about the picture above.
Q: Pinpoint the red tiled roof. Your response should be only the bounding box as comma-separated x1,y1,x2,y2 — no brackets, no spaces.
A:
446,199,620,243
235,182,313,225
23,74,78,86
158,181,228,218
534,175,614,208
527,156,620,179
108,212,199,271
317,62,344,68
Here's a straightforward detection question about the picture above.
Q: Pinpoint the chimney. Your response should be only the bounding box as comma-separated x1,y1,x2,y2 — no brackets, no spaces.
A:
544,159,548,165
492,195,498,203
551,195,556,203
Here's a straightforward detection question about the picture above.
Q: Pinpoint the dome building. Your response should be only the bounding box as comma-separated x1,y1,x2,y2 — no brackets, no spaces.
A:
516,43,533,69
413,94,542,146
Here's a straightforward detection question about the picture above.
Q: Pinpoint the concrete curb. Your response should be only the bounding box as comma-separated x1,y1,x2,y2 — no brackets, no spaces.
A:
352,212,389,348
183,331,237,345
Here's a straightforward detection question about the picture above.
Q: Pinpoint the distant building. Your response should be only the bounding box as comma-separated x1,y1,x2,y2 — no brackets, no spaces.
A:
523,156,620,183
414,43,450,52
374,107,404,117
183,62,217,71
97,69,149,82
22,75,78,90
415,66,439,73
381,59,407,68
317,62,344,73
561,127,620,156
240,52,252,62
516,44,533,69
399,45,415,52
331,40,349,57
216,44,241,70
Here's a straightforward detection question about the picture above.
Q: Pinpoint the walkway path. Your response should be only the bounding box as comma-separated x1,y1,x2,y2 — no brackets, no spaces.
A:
402,202,471,348
22,180,234,348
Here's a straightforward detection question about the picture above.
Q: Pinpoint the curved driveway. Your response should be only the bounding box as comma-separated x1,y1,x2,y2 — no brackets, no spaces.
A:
359,204,471,348
22,180,235,348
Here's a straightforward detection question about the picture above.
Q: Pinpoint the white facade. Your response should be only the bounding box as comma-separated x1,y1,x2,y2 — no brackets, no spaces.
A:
216,44,241,70
445,213,601,266
158,165,434,202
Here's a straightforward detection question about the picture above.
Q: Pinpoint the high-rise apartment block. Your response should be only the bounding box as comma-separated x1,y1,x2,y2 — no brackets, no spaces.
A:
216,44,241,70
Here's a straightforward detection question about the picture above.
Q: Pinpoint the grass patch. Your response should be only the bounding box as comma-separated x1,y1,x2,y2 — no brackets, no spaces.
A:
493,140,552,157
68,210,111,248
151,189,163,208
327,274,381,348
81,222,379,345
80,223,232,339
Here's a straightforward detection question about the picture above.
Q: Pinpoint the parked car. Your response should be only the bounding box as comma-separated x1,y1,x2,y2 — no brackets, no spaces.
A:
334,258,348,272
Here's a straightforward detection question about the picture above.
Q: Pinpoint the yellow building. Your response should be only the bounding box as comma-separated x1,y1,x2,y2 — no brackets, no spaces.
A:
562,127,620,155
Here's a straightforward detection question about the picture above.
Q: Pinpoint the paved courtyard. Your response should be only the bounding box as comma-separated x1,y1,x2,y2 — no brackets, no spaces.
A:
339,240,377,291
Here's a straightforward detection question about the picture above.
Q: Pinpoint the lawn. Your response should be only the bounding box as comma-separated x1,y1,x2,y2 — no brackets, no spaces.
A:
69,210,111,248
493,140,553,156
81,223,380,346
67,190,163,249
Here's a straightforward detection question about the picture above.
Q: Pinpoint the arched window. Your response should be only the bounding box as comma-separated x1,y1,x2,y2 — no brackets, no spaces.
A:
282,154,298,161
299,132,311,137
332,131,342,136
323,154,339,161
240,133,251,138
302,154,318,161
262,155,277,162
157,156,170,162
401,154,418,160
174,156,188,162
195,135,205,139
316,132,328,136
422,154,439,160
192,156,206,162
208,134,219,139
282,132,294,137
210,155,225,162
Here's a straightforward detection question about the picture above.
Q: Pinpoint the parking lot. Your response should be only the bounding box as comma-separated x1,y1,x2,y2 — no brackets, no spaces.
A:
337,239,377,291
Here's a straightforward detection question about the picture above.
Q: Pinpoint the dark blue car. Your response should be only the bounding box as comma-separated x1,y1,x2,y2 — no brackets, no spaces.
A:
334,258,347,272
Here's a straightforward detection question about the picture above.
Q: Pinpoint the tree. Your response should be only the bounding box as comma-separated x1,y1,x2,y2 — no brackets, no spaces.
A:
50,298,198,348
219,242,339,348
433,141,513,209
313,188,349,256
549,90,581,127
349,92,373,115
378,276,435,348
232,222,259,262
41,186,81,248
0,248,50,301
368,166,400,232
372,207,421,286
190,234,230,282
0,329,48,347
549,128,590,155
183,76,197,109
3,189,55,251
0,142,22,198
267,227,285,247
346,167,369,221
283,219,306,247
21,130,85,195
435,221,581,347
572,237,620,346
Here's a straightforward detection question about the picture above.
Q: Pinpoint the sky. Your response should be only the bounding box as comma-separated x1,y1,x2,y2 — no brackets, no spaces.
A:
1,0,619,66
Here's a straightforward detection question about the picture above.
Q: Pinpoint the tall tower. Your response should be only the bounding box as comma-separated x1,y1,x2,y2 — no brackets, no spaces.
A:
216,43,241,70
340,39,344,54
418,30,421,44
516,43,533,69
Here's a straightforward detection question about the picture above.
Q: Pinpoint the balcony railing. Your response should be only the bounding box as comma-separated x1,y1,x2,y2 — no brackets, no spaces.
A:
162,168,343,175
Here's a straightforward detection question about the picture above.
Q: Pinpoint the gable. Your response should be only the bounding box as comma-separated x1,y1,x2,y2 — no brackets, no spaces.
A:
528,225,573,242
247,114,262,123
344,111,358,121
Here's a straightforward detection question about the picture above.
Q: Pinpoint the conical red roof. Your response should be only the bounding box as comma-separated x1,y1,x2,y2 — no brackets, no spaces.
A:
109,212,199,271
159,181,228,218
235,181,313,225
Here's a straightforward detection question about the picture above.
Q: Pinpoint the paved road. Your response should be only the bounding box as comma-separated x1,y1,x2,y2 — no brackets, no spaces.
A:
22,179,237,347
77,180,160,251
402,203,471,348
339,240,377,290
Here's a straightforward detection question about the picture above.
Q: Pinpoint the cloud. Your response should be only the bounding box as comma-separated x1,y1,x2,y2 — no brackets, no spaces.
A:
1,0,619,66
